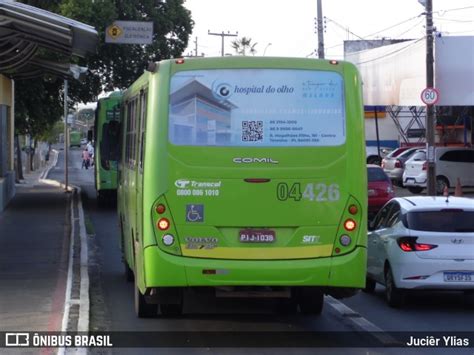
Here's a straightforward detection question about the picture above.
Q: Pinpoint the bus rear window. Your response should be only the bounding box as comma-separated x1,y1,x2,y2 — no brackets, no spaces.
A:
169,69,346,147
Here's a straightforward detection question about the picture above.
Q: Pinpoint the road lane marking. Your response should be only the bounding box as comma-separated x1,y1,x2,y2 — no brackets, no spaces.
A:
325,295,401,346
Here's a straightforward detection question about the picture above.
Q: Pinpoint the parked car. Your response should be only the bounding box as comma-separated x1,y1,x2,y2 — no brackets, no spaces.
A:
80,138,88,145
365,196,474,307
403,147,474,194
367,164,395,218
382,147,421,186
366,146,393,165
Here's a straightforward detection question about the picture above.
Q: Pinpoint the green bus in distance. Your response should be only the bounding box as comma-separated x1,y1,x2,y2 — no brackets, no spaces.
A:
118,57,367,317
69,130,81,148
94,91,122,205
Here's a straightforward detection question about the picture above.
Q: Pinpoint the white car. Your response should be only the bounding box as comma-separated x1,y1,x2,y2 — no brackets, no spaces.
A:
80,138,88,145
365,196,474,307
403,147,474,194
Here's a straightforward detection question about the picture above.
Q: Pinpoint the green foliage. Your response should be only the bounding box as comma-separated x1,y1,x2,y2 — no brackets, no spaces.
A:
61,0,194,93
15,78,64,138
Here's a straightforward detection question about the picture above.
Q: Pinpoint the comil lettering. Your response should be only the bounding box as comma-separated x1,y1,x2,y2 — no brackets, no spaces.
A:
233,157,279,164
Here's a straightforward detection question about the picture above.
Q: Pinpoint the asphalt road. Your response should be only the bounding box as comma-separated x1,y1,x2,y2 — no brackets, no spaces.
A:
50,147,474,354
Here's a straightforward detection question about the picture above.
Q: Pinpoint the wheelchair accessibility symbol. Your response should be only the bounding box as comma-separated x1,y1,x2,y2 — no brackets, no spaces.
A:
186,204,204,222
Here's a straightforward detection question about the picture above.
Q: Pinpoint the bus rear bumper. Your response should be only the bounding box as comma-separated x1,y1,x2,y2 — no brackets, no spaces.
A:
144,245,366,291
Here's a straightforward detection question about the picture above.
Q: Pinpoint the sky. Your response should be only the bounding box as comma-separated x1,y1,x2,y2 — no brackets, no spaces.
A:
183,0,474,59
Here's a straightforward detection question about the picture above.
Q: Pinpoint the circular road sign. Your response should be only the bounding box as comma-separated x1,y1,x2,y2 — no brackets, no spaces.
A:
421,87,440,105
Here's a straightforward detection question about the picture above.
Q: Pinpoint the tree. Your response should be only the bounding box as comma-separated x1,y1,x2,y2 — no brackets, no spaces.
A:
231,37,258,56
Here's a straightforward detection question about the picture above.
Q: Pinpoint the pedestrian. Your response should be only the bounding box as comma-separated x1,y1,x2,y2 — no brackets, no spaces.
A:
87,141,95,167
82,148,90,169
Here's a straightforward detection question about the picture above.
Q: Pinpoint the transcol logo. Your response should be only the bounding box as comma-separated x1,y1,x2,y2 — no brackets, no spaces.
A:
175,179,191,188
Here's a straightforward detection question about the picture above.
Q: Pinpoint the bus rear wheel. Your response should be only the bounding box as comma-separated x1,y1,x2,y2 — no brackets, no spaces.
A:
160,303,183,316
296,287,324,315
134,283,158,318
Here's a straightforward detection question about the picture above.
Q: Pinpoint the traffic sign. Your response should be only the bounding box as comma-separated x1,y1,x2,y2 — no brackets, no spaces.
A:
105,21,153,44
420,87,440,105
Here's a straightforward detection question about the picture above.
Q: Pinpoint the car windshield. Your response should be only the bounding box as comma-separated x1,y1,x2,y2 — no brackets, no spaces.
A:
404,210,474,232
368,167,389,182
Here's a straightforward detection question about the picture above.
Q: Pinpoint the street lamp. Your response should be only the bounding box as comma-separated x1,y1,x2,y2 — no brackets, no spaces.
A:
64,64,88,192
263,43,272,56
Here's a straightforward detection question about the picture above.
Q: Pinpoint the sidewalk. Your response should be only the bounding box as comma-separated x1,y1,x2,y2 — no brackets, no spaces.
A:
0,151,71,332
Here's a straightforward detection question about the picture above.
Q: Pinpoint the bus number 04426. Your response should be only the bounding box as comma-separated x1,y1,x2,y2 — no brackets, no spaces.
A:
277,183,340,202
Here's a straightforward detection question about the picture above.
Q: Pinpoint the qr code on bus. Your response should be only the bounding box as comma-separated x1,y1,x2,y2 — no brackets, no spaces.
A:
242,121,263,142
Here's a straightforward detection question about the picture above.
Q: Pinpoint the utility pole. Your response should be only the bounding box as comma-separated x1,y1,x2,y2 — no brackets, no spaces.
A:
194,36,198,57
316,0,325,59
63,79,69,192
424,0,436,195
208,30,238,56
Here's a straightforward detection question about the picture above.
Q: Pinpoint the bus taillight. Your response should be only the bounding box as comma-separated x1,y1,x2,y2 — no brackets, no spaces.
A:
156,204,166,214
348,205,358,215
344,219,356,231
157,218,170,231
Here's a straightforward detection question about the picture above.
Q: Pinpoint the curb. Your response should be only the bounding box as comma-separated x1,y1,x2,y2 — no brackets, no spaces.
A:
40,150,90,355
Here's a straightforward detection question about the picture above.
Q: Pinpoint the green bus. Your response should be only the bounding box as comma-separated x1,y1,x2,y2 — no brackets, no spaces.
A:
94,91,122,205
118,57,367,317
69,130,81,148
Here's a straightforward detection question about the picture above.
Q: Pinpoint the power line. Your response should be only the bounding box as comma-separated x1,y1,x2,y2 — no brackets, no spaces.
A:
433,17,474,23
365,15,422,38
353,37,424,65
324,16,365,40
394,18,425,38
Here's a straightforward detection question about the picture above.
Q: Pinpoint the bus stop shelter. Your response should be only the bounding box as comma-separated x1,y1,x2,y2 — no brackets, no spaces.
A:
0,0,97,211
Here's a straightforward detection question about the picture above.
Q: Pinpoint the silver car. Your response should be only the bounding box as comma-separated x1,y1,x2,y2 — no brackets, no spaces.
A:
365,196,474,307
381,147,421,186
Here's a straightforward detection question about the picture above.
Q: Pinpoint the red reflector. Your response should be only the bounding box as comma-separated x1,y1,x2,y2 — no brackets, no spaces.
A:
334,247,341,254
422,161,428,170
348,205,358,215
175,58,185,64
329,60,339,65
157,218,170,231
156,204,166,214
202,269,216,275
344,219,356,231
244,178,271,183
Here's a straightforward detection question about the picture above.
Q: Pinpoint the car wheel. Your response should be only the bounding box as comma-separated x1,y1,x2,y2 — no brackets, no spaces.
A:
296,287,324,315
363,277,376,293
384,265,403,308
463,290,474,308
407,186,423,194
436,176,449,195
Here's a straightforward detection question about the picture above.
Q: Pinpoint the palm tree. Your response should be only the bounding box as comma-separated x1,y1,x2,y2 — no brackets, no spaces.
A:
231,37,258,56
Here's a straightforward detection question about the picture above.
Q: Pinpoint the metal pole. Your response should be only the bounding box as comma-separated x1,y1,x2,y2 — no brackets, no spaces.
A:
64,79,69,192
374,107,381,162
425,0,436,195
208,31,238,56
317,0,325,59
